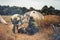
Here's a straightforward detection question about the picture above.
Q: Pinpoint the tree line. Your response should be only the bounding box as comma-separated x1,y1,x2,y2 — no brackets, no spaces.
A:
0,5,60,16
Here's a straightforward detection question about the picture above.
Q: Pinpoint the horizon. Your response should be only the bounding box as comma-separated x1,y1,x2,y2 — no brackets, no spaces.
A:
0,0,60,10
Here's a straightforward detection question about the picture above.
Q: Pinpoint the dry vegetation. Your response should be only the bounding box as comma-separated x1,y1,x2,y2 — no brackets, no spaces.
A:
0,15,60,40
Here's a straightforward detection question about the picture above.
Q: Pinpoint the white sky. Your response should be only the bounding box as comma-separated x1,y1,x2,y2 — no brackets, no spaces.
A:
0,0,60,10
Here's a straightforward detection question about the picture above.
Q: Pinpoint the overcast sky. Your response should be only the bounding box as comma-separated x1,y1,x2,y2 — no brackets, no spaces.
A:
0,0,60,10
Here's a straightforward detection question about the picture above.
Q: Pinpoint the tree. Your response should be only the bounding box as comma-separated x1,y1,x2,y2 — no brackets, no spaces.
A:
48,6,55,15
22,7,28,14
41,5,48,15
29,7,35,11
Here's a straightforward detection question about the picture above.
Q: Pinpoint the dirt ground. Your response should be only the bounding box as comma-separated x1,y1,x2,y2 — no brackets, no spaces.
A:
0,15,60,40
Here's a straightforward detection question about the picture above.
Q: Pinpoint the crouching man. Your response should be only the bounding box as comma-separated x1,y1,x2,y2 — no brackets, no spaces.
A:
26,17,39,35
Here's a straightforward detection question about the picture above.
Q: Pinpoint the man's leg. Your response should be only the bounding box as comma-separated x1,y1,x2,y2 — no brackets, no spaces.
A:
12,25,15,33
16,25,18,33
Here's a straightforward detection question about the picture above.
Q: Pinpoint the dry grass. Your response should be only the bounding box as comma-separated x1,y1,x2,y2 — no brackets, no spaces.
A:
0,15,60,40
37,15,60,34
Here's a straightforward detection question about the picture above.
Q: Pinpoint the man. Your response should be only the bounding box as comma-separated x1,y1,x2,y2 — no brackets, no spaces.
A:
11,14,22,33
26,17,39,35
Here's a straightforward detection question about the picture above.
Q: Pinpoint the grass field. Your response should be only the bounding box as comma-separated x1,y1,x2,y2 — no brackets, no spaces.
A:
0,15,60,40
